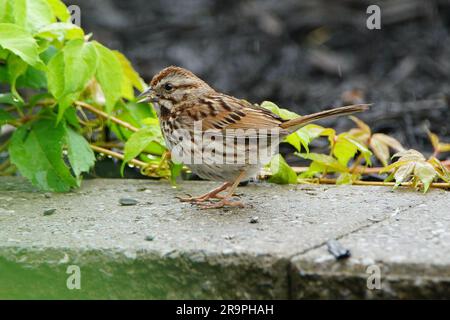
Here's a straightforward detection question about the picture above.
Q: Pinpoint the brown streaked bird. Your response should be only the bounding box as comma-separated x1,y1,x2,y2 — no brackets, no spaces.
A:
138,66,369,209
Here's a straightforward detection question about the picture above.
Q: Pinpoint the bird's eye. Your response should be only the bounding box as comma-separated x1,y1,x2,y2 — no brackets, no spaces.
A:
164,83,174,91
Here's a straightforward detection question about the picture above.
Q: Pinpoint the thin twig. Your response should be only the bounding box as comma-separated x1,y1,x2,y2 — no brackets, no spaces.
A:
0,139,10,153
0,158,10,172
89,144,148,168
300,177,450,190
288,161,450,175
75,101,138,133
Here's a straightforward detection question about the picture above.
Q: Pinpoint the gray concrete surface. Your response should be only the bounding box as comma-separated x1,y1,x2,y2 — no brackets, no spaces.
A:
0,176,449,299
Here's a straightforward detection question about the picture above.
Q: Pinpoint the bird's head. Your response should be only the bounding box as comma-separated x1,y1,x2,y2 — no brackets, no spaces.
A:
138,66,213,115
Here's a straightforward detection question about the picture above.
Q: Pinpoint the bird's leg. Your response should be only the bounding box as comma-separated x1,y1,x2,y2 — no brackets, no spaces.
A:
200,171,246,209
177,182,231,203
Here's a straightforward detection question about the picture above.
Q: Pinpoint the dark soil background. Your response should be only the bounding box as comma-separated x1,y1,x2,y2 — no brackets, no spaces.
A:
67,0,449,161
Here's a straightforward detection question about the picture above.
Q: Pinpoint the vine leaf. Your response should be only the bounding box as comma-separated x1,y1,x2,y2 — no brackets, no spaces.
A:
121,126,163,176
36,22,84,42
380,149,439,192
65,126,95,184
93,41,124,115
9,117,78,192
0,108,13,125
286,124,335,152
0,23,45,68
428,157,450,183
370,133,404,166
348,116,403,166
47,39,98,121
268,154,297,184
298,152,349,177
336,172,361,185
332,133,372,166
260,100,299,120
113,50,145,100
428,130,450,155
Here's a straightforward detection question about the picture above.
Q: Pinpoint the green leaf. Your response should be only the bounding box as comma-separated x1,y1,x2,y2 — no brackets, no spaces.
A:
63,106,80,129
65,126,95,181
6,53,27,99
109,101,161,144
12,0,55,33
0,0,14,23
288,124,335,152
344,136,372,165
260,101,299,120
121,126,162,175
169,161,183,185
333,136,357,166
268,154,297,184
0,108,13,124
46,0,70,22
114,50,145,99
9,118,78,192
16,65,47,89
0,23,44,68
47,39,98,120
35,22,84,41
93,41,123,114
298,152,349,173
333,134,372,166
336,172,360,185
125,102,158,127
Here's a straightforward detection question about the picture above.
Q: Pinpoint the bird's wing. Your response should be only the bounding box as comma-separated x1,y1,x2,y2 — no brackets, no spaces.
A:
177,93,288,135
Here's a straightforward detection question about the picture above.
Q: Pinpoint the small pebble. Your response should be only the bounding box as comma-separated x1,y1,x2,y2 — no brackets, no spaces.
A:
43,209,56,216
145,235,155,241
119,198,138,206
327,240,351,260
249,216,259,224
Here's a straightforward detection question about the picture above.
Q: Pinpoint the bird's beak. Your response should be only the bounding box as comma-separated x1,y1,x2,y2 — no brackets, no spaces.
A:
137,87,159,103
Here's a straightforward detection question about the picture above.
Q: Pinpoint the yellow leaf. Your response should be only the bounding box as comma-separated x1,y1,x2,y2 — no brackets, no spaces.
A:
428,157,450,182
349,116,371,135
370,136,390,166
347,128,370,144
427,130,440,151
392,149,425,161
439,142,450,153
380,160,410,173
113,51,145,94
413,161,437,192
393,162,415,185
372,133,404,151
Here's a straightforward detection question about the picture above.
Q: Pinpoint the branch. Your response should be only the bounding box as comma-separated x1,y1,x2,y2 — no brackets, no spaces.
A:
288,160,450,175
299,177,450,190
90,144,148,168
75,101,138,133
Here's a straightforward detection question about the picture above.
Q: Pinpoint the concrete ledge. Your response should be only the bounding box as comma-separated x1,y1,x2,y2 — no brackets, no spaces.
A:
0,177,449,299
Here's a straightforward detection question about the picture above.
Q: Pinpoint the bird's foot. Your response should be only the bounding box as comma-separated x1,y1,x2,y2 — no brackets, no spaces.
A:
199,198,245,209
176,193,225,203
176,182,231,204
